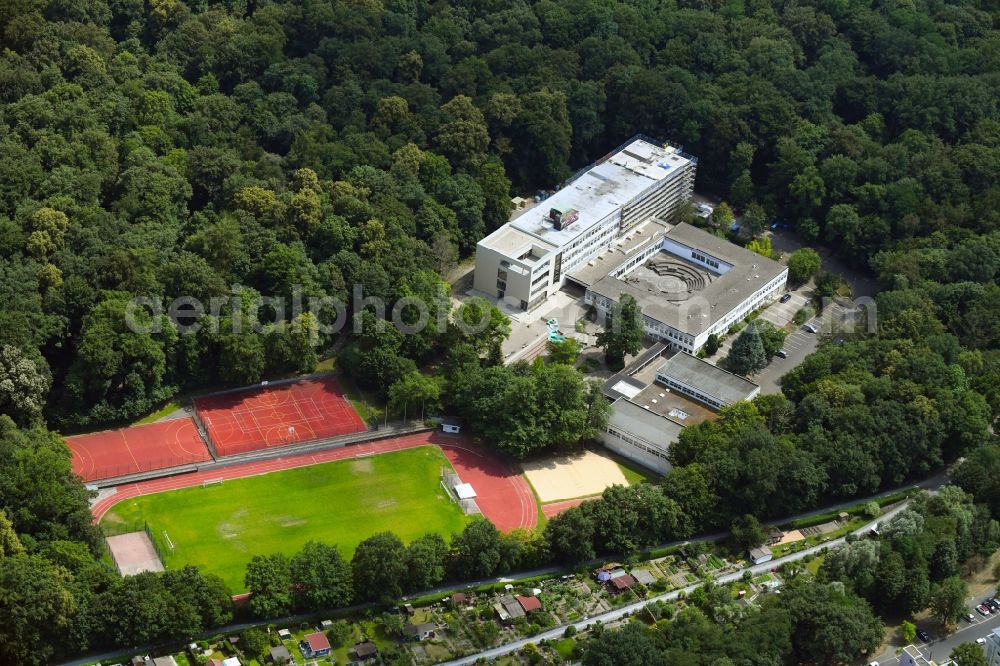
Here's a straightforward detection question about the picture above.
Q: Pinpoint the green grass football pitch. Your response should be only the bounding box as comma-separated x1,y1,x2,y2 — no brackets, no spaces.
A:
101,446,470,591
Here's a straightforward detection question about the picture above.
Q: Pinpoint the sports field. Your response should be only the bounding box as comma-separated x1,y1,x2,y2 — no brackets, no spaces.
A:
100,446,470,590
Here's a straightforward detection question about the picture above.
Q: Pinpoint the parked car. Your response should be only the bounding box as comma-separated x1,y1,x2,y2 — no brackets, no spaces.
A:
976,604,991,616
776,349,788,358
986,598,1000,611
965,613,976,622
779,293,792,303
916,629,930,642
868,662,879,666
803,323,818,333
978,638,987,645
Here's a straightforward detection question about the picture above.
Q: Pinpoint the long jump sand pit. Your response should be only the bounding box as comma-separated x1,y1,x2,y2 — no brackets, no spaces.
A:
106,531,164,576
522,449,629,503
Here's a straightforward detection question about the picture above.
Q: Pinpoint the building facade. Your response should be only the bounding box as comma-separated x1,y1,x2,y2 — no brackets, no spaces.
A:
654,352,761,410
986,627,1000,666
583,223,788,354
474,136,696,311
601,398,684,475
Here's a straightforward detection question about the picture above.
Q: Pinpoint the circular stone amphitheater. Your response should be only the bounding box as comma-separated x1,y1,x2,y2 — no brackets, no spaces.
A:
624,254,713,301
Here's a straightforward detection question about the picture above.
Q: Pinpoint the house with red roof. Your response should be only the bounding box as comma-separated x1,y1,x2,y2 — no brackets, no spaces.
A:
300,632,331,658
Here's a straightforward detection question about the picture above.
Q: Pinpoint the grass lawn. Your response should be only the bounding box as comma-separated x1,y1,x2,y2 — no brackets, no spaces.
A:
615,458,661,486
130,400,183,425
101,446,469,591
338,373,386,423
553,638,576,659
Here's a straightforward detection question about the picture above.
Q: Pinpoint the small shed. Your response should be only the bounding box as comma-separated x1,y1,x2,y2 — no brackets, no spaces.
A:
268,646,292,665
500,595,526,619
353,641,378,661
608,574,637,594
300,632,331,658
749,546,773,565
450,592,469,605
404,622,436,641
516,595,542,614
454,483,477,500
441,420,461,434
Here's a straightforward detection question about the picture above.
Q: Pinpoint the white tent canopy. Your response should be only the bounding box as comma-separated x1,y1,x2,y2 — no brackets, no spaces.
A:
454,483,477,500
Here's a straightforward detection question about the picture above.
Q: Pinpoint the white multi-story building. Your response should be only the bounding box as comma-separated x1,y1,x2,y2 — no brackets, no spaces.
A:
579,222,788,354
474,136,696,311
986,627,1000,666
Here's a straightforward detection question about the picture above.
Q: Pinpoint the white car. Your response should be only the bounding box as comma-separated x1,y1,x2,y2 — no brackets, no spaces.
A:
977,637,987,645
869,661,880,666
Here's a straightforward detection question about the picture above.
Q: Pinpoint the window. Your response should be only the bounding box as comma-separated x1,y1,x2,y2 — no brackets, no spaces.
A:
496,279,506,290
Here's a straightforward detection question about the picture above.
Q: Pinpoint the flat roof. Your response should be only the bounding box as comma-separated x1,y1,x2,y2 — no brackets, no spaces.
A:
481,139,691,254
588,223,787,336
567,219,668,288
656,352,758,405
608,397,686,447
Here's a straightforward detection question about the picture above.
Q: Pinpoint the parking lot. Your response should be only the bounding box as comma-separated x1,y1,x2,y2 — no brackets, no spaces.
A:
866,594,1000,665
753,303,845,394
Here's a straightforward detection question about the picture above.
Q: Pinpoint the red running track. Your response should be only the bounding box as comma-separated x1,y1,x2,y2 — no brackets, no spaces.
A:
194,376,366,457
540,495,601,519
92,432,537,533
67,417,212,482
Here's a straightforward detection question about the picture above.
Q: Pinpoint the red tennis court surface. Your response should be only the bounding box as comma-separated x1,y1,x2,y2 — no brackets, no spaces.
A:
194,376,366,457
92,432,537,533
67,417,211,482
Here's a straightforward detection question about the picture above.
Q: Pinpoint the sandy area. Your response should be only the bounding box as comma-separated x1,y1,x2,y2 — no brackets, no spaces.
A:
522,449,629,503
106,531,164,576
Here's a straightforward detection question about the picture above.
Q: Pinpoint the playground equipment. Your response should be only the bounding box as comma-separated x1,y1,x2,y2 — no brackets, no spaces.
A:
546,318,566,343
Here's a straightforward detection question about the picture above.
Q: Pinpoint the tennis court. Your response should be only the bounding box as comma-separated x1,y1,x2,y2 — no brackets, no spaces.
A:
194,375,366,456
67,417,211,482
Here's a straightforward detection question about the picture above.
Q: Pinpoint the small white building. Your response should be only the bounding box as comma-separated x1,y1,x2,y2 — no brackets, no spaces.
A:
749,546,773,565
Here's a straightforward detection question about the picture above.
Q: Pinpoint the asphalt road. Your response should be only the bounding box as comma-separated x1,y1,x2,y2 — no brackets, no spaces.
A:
868,595,1000,665
439,502,916,666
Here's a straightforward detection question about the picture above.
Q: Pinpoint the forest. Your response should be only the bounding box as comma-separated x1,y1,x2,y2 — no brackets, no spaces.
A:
0,0,999,662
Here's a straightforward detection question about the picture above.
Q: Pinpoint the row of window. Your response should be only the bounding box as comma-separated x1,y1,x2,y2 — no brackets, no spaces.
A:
606,427,670,460
709,277,785,336
690,250,720,270
656,376,724,409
